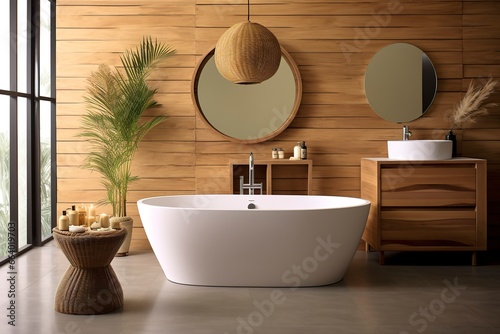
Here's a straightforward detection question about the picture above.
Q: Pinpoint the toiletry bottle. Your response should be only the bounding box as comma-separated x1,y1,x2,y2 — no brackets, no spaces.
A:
272,148,278,159
58,210,69,231
67,205,79,226
300,141,307,160
294,142,301,159
278,148,285,159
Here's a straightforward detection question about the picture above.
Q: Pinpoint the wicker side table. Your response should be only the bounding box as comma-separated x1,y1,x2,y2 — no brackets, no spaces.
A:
53,228,127,314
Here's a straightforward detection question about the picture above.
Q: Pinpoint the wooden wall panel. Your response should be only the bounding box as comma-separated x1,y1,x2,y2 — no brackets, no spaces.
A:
463,0,500,249
56,0,196,250
56,0,500,251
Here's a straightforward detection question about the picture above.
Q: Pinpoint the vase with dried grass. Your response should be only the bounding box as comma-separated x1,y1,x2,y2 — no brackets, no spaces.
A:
447,77,498,156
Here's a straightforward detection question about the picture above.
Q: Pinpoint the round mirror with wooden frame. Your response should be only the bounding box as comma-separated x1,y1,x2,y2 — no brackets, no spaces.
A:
192,46,302,144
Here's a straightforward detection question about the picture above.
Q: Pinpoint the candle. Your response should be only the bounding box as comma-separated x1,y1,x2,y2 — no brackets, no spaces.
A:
88,204,96,217
100,213,110,228
77,204,87,226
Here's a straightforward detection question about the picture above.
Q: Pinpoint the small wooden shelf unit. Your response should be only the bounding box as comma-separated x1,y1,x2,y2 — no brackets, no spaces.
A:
361,158,487,265
230,159,313,195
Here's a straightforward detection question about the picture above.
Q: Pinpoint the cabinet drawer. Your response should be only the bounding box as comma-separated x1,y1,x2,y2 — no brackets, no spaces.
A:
380,209,476,247
380,165,476,207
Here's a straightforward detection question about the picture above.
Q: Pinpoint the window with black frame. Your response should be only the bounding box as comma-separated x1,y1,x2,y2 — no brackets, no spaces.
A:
0,0,56,265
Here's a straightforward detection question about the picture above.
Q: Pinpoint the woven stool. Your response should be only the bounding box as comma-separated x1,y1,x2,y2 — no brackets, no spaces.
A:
53,228,127,314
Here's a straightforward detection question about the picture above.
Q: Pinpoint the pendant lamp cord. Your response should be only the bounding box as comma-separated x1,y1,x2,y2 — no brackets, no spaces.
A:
247,0,250,21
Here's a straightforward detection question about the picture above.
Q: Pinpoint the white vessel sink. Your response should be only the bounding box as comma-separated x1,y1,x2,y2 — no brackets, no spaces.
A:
387,140,453,160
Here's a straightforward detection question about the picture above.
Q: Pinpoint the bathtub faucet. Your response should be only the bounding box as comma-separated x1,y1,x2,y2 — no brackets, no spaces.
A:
240,152,263,195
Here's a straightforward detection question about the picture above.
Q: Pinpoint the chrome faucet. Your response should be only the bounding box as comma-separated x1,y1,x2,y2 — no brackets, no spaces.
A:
240,152,263,195
402,126,412,140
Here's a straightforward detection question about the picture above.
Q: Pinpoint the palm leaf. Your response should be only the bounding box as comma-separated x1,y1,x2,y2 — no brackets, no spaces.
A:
78,37,175,217
121,36,176,83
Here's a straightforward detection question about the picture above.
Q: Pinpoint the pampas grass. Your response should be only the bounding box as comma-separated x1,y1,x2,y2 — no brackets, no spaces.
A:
451,77,498,130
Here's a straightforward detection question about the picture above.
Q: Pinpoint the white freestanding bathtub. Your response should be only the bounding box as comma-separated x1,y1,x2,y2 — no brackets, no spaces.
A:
137,195,370,287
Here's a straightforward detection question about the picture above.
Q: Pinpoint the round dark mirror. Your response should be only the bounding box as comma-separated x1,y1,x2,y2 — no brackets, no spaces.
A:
192,47,302,144
365,43,437,123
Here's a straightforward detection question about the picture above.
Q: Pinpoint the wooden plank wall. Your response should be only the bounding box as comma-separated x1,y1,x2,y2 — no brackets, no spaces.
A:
56,0,500,251
462,1,500,249
56,0,197,250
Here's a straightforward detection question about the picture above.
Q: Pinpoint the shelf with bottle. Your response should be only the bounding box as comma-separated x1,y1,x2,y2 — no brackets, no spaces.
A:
230,159,312,195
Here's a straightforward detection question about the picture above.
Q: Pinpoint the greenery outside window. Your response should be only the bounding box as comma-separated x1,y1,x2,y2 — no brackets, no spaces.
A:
0,0,56,264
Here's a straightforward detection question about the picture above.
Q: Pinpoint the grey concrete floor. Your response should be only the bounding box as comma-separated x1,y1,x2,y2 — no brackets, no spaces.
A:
1,241,499,334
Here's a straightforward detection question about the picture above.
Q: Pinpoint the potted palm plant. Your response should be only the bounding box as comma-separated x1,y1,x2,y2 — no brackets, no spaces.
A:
79,37,175,256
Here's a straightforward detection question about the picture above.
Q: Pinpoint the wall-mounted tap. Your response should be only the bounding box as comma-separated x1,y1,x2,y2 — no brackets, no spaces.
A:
402,126,412,140
240,152,263,195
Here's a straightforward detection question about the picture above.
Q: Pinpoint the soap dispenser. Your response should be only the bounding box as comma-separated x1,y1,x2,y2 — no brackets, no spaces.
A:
58,210,69,231
67,205,79,226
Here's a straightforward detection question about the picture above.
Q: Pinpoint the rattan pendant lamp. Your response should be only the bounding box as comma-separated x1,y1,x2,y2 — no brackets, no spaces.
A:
214,0,281,85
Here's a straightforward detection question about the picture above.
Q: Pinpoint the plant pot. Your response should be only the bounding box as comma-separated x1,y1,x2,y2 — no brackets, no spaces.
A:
110,216,133,256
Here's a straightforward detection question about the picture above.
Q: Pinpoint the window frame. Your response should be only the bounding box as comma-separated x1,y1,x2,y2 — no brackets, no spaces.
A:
0,0,56,265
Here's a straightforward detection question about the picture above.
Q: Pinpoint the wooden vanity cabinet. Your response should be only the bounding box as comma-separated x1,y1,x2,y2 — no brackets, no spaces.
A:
361,158,487,265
